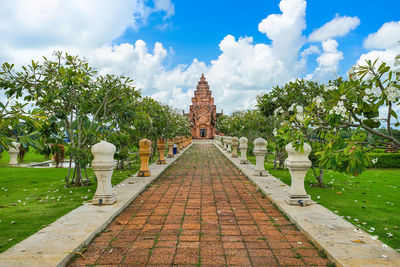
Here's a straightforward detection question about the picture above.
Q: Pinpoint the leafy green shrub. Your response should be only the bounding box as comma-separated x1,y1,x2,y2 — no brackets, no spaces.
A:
368,153,400,168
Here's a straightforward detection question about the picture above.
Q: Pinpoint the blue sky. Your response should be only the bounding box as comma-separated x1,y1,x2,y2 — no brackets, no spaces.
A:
118,0,399,75
0,0,399,113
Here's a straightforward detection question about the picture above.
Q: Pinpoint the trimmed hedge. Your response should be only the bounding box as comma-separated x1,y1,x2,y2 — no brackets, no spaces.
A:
368,153,400,169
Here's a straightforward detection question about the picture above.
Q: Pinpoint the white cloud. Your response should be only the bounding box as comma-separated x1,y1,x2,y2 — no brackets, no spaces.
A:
0,0,145,50
2,0,390,115
86,0,310,113
355,21,400,72
301,45,321,56
308,39,343,81
258,0,307,70
364,21,400,50
153,0,175,19
309,15,360,42
88,41,207,110
357,48,400,68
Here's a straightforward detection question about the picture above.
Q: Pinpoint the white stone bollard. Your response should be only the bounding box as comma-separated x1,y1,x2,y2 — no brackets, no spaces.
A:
91,141,117,205
253,137,268,176
231,137,239,158
8,142,20,166
285,143,312,206
223,136,227,150
239,137,249,164
227,136,232,153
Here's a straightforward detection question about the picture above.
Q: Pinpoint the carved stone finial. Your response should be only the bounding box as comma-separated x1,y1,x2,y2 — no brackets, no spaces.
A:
157,138,166,164
253,137,268,176
239,137,249,164
231,137,239,158
284,143,312,206
91,141,117,205
138,138,151,177
8,142,20,166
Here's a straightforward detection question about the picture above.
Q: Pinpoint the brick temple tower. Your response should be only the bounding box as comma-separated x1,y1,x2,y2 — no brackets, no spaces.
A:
184,74,223,139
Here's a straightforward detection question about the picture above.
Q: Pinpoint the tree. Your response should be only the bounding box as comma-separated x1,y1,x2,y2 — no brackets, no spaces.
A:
0,66,44,154
216,109,272,156
259,55,400,178
257,80,329,185
1,52,141,186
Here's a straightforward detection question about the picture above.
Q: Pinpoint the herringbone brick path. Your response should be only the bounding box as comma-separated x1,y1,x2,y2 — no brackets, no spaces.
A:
69,144,331,266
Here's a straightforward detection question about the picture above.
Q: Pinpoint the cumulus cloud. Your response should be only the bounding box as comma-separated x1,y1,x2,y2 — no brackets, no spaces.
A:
1,0,388,114
258,0,307,70
301,45,321,57
354,21,400,71
87,0,310,113
153,0,175,19
309,15,360,42
364,21,400,50
357,48,400,68
88,41,207,110
307,39,343,81
0,0,145,50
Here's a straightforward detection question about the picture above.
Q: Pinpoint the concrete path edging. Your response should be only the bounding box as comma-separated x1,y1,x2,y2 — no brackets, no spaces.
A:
0,144,192,267
213,141,400,267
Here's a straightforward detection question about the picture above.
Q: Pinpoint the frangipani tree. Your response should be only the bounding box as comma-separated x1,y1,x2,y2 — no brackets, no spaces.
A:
216,109,271,157
257,80,329,184
304,58,400,176
261,55,400,179
1,52,141,186
0,66,45,154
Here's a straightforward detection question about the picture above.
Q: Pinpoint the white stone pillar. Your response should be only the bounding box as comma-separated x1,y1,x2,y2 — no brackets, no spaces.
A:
231,137,238,158
285,143,312,206
222,136,227,150
239,137,249,164
253,137,268,176
91,141,117,205
227,136,232,153
8,142,20,166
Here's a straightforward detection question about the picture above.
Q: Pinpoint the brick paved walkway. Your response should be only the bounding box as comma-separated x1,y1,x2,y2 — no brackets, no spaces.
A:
69,144,331,266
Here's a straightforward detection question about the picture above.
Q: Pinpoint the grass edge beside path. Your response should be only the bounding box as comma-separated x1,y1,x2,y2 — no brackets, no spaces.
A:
245,154,400,253
0,158,145,253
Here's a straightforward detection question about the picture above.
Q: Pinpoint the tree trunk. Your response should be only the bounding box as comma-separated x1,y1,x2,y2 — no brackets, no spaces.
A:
317,168,324,186
74,165,83,186
310,165,324,186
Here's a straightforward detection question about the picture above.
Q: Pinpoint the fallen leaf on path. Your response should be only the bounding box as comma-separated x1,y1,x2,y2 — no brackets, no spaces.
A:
352,240,365,244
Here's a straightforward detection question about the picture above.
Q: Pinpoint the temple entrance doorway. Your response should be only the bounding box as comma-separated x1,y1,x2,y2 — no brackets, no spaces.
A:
200,129,206,137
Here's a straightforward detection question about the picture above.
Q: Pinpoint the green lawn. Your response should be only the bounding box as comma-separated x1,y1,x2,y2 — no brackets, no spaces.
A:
0,151,145,253
0,150,48,167
246,154,400,252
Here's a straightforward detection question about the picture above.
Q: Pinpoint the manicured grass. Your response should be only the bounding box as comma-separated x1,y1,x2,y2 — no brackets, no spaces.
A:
246,154,400,252
0,150,48,167
0,159,143,252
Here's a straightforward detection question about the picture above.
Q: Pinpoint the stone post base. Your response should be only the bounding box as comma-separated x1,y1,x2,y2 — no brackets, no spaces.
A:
8,151,19,166
138,170,151,177
253,170,269,176
92,193,117,205
157,159,166,164
285,194,312,206
240,159,249,164
231,154,238,158
167,154,174,158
